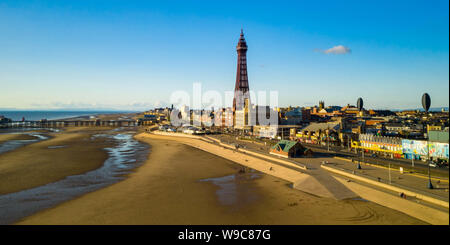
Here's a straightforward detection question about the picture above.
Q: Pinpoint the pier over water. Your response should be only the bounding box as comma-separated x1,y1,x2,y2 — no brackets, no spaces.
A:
0,119,145,128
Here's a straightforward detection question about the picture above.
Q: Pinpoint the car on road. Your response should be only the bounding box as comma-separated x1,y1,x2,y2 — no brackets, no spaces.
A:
183,126,196,135
193,128,205,135
430,161,449,168
177,125,190,132
159,125,170,131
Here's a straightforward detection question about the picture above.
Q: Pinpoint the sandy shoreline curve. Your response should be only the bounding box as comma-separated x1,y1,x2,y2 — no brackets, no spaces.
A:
0,133,39,144
0,127,114,195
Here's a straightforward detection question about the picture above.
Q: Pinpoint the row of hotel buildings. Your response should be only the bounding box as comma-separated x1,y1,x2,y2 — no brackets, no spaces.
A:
143,103,449,163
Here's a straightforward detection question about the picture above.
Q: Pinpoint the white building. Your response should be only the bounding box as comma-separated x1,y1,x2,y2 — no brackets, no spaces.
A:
234,102,278,129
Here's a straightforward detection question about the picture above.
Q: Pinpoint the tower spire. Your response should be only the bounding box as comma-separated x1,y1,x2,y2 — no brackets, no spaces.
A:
233,30,250,112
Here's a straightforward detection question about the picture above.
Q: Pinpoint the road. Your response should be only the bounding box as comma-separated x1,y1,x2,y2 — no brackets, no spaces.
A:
300,142,449,178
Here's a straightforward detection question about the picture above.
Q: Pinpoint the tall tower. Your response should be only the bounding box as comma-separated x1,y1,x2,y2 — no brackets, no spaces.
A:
319,101,325,110
233,29,250,112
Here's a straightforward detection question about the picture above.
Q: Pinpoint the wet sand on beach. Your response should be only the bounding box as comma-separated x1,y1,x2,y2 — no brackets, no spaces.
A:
0,127,114,195
17,136,426,225
0,134,39,144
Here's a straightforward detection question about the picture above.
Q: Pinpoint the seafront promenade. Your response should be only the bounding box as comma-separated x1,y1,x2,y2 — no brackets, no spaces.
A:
144,131,449,225
209,134,449,202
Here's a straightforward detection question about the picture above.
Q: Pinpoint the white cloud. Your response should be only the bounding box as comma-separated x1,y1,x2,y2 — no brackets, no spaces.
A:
320,45,352,55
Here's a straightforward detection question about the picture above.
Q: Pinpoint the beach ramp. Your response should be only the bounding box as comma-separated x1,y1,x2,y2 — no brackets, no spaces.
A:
293,169,358,200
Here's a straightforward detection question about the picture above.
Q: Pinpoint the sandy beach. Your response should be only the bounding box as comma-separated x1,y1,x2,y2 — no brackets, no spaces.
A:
0,133,39,144
0,127,114,195
16,133,426,225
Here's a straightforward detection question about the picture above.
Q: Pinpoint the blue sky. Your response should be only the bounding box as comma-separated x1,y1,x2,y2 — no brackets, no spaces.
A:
0,0,448,110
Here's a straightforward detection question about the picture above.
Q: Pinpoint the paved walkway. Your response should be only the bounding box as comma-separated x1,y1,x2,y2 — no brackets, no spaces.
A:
209,134,449,202
208,135,358,200
320,157,449,202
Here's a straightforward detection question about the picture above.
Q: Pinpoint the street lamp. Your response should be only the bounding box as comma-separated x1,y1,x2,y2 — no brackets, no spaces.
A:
348,134,351,151
356,97,363,170
422,93,433,189
327,125,330,152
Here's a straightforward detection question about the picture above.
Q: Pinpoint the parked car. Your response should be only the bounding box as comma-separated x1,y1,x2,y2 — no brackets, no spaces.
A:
193,128,205,135
159,125,169,131
183,127,196,135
